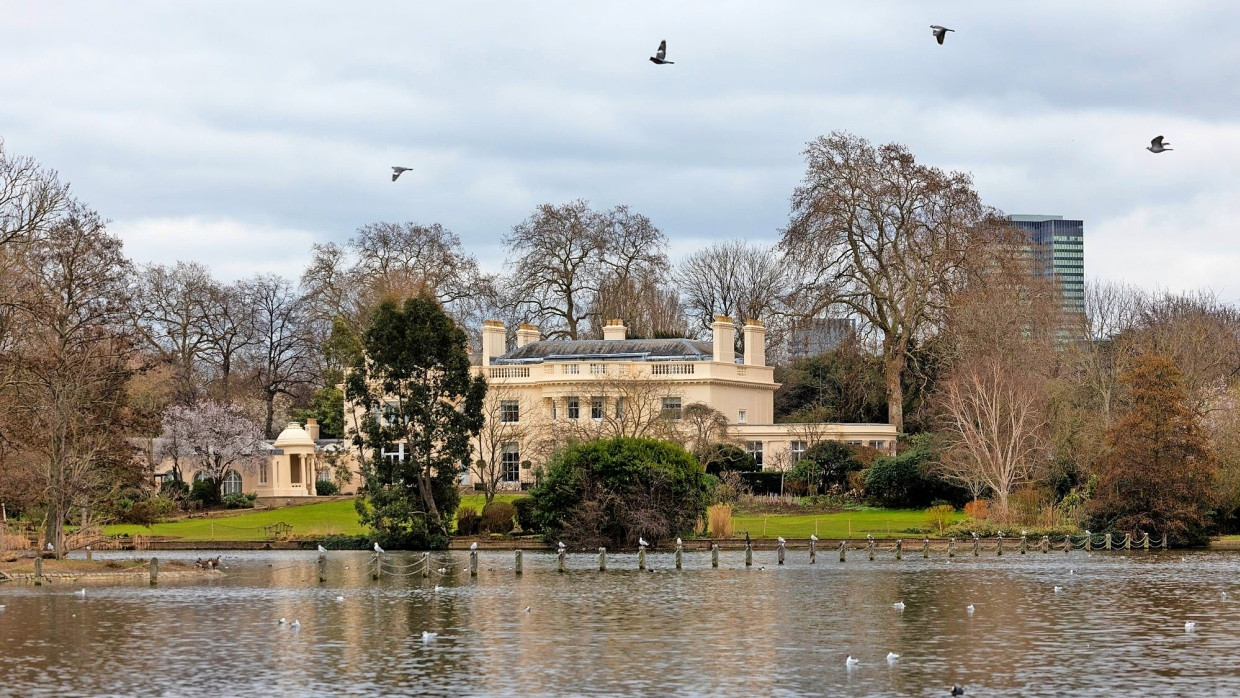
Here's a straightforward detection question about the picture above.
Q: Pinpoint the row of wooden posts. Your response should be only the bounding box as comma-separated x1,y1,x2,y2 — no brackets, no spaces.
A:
32,550,160,586
353,531,1168,581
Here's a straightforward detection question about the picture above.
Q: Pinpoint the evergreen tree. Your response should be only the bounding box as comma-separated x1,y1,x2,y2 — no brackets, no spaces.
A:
1090,354,1216,545
346,294,485,548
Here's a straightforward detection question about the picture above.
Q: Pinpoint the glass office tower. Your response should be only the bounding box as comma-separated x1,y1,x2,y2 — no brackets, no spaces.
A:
1008,214,1085,321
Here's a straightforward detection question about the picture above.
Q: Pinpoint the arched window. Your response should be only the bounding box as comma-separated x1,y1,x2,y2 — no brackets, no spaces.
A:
222,470,244,496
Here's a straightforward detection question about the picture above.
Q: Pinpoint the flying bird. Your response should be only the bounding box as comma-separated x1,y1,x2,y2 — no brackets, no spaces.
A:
930,25,955,45
391,166,413,181
373,542,385,554
470,542,478,551
886,652,901,662
846,655,860,668
317,545,328,553
893,601,906,610
649,40,674,65
1147,136,1172,153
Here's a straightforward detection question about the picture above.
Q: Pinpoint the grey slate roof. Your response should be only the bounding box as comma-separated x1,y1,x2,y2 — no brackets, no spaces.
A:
494,338,738,364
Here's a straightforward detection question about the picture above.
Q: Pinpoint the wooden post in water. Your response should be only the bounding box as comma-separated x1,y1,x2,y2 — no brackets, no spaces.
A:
839,540,848,562
1105,533,1112,550
1020,535,1027,555
372,554,381,580
777,541,785,565
675,542,683,570
34,556,42,586
868,539,875,561
948,538,956,558
318,554,327,583
598,547,607,571
557,549,566,573
1123,533,1131,551
515,550,523,575
1041,535,1049,554
1162,531,1168,549
422,552,430,578
922,538,930,559
744,541,752,567
470,550,478,577
149,557,158,585
638,547,647,571
894,539,902,560
1143,533,1150,551
809,539,817,564
1063,535,1071,553
1084,531,1092,552
85,546,92,561
996,534,1003,556
711,544,719,568
972,537,980,557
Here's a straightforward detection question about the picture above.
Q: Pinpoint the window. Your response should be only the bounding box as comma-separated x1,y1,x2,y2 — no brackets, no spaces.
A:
790,441,807,463
591,397,604,420
590,363,606,375
564,364,580,375
222,470,243,496
738,409,747,423
661,397,682,420
616,398,626,419
869,440,885,450
747,441,764,467
500,400,520,423
381,442,405,462
259,463,268,484
378,400,400,426
290,454,302,484
567,396,579,420
551,400,558,421
501,443,521,483
317,466,331,483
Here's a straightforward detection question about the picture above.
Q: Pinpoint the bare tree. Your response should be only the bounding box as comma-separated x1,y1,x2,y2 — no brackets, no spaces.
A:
473,381,530,504
129,261,215,403
159,400,267,496
200,279,256,401
504,200,603,340
781,132,1006,432
245,274,317,438
0,138,71,254
680,402,730,457
676,240,788,347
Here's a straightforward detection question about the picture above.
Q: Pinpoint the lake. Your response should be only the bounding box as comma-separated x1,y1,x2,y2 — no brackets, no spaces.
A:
1,548,1238,696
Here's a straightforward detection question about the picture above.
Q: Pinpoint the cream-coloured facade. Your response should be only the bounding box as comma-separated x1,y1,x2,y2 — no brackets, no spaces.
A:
470,316,897,489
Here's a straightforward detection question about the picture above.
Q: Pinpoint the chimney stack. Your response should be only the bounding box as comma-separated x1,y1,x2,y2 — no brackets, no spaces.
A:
305,418,320,442
711,315,736,363
603,318,627,341
481,321,506,366
516,323,541,348
742,318,766,367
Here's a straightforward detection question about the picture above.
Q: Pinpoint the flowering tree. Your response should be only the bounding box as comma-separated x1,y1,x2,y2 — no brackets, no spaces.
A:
160,401,266,498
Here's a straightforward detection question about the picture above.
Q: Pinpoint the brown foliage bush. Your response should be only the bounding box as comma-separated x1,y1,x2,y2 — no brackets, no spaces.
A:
480,502,515,534
456,507,480,536
963,499,990,521
708,503,733,538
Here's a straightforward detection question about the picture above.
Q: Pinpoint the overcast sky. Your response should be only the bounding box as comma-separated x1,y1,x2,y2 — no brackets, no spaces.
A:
3,2,1239,298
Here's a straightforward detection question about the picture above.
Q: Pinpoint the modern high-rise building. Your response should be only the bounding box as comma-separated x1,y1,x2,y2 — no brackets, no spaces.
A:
1008,214,1085,319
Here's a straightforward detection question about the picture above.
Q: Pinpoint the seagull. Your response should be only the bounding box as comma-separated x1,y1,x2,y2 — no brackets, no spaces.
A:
676,537,682,546
951,686,965,696
810,534,818,542
290,620,301,630
74,589,86,598
437,567,447,574
1223,591,1229,600
433,585,443,593
930,25,955,45
470,542,478,551
1069,569,1075,575
0,605,5,611
777,537,786,544
893,601,906,610
886,652,901,662
1054,586,1063,593
391,166,413,181
278,618,286,625
846,655,860,668
639,537,649,548
335,596,345,602
523,606,531,613
373,542,385,554
421,631,438,642
317,545,328,553
966,604,975,613
558,541,566,550
649,40,674,65
1147,136,1172,153
46,543,54,551
1185,621,1197,631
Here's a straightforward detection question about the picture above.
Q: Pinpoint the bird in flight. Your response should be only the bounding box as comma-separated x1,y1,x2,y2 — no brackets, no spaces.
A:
649,40,674,65
373,542,385,554
1147,136,1173,153
391,166,413,181
930,25,955,45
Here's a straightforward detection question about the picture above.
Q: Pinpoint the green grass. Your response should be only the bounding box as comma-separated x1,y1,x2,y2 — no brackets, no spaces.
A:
730,507,965,539
104,493,525,541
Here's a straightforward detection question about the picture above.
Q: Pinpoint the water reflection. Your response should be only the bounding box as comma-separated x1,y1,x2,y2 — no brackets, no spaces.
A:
2,550,1239,696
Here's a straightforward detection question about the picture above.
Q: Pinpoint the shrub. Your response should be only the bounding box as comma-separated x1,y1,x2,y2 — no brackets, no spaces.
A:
963,499,990,521
512,496,539,533
456,506,480,536
314,480,339,496
222,492,257,509
480,501,516,534
123,497,177,525
308,534,371,550
863,436,965,508
529,437,709,548
707,503,733,538
790,441,862,493
161,478,189,503
699,443,759,475
190,479,220,507
925,504,956,535
737,471,784,495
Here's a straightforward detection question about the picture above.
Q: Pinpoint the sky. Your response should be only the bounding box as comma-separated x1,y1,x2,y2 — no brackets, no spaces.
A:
2,1,1239,298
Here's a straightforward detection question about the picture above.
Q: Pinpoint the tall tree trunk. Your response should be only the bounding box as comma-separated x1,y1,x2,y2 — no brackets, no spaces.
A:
883,341,906,433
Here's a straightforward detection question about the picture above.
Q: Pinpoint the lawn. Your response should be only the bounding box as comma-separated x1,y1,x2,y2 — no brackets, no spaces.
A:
104,493,523,541
730,507,965,539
